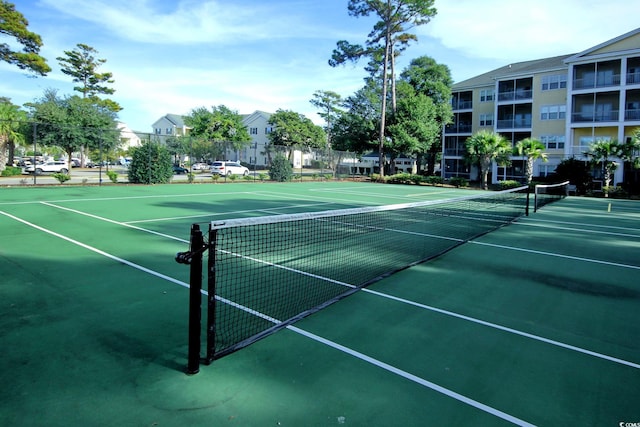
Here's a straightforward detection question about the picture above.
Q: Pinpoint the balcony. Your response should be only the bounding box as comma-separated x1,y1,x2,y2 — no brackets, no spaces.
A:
625,109,640,120
628,72,640,85
444,123,472,134
573,73,621,89
497,89,533,102
496,118,532,129
572,110,619,123
451,100,472,110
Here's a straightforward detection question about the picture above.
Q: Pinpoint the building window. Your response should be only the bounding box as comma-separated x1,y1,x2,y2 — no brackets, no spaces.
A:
541,105,566,120
265,126,273,134
480,89,494,102
166,128,173,135
479,113,493,126
155,128,161,135
250,127,258,135
540,135,565,150
542,74,567,91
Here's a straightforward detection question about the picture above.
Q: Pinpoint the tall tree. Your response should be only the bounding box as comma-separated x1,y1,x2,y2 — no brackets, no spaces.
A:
329,0,437,178
0,1,50,75
184,105,251,161
464,130,512,190
513,137,547,184
399,56,453,174
26,89,118,176
0,100,27,172
267,109,326,156
386,81,439,173
331,82,381,154
310,90,342,147
57,44,118,106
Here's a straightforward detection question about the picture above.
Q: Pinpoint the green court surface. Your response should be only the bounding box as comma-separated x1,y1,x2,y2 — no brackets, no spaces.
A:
0,181,638,426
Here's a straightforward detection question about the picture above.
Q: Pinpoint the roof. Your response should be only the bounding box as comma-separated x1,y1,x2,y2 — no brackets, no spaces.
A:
452,54,574,90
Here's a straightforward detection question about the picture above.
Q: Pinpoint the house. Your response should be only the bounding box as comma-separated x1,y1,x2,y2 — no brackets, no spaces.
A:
151,114,191,142
150,110,317,169
442,27,640,189
117,122,142,150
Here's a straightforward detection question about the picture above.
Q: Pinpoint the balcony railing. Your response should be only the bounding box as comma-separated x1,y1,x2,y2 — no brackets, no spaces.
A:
625,109,640,120
627,72,640,85
444,124,472,134
496,118,532,129
573,74,621,89
451,100,472,110
571,110,620,122
497,90,533,101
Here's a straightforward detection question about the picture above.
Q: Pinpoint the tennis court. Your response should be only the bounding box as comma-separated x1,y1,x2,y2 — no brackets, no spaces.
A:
0,181,638,426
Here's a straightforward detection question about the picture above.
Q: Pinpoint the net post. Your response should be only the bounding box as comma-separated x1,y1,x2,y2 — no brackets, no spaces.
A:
205,226,217,364
186,224,203,375
525,187,530,216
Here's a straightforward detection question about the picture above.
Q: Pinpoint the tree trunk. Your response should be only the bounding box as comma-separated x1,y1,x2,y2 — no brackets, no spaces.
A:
377,29,392,179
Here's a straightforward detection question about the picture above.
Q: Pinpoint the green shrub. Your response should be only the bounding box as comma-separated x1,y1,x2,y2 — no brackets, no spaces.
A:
498,180,521,189
425,175,444,186
449,177,469,188
243,174,254,181
1,166,22,177
106,170,118,183
211,173,220,183
269,154,293,182
258,173,268,182
128,142,173,184
187,172,195,183
52,172,71,184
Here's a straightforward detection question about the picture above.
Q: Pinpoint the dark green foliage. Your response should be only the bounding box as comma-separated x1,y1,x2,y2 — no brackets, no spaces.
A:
51,172,70,184
1,166,21,176
128,142,173,184
106,170,118,183
448,177,469,188
269,154,293,182
0,1,50,75
553,157,591,195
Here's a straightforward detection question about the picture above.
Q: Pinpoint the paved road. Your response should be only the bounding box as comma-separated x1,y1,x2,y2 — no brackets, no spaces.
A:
0,167,209,186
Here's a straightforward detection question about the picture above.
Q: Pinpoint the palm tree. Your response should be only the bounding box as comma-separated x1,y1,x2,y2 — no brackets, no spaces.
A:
584,139,623,197
513,138,548,184
0,102,27,173
464,130,512,190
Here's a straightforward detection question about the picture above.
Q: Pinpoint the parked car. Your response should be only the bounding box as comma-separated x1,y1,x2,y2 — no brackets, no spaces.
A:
173,165,189,174
25,161,69,175
191,162,208,171
210,161,249,176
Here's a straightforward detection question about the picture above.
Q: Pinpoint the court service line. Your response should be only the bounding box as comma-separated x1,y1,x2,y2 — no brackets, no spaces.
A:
39,202,187,243
515,220,640,239
0,210,189,289
363,288,640,370
471,240,640,270
0,209,533,426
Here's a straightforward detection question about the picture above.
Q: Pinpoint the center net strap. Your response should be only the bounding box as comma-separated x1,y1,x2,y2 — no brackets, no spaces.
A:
206,186,529,361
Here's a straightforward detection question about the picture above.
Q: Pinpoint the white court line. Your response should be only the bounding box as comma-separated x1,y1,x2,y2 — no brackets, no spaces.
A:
515,220,640,239
471,241,640,270
36,201,640,365
0,208,534,426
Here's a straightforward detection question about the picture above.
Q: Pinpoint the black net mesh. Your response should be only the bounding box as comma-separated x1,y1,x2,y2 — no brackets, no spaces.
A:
534,181,569,212
206,187,529,361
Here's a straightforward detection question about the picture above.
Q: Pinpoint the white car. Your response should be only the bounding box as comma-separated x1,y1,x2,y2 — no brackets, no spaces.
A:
210,161,249,176
25,161,69,175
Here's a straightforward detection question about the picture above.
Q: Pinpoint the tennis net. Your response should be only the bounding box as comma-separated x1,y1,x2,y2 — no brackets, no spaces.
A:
176,185,527,367
534,181,570,212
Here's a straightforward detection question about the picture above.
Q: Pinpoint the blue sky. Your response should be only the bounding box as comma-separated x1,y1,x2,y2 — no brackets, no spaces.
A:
2,0,638,132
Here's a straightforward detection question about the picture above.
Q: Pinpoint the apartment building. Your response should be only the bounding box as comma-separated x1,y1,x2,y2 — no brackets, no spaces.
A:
443,27,640,188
